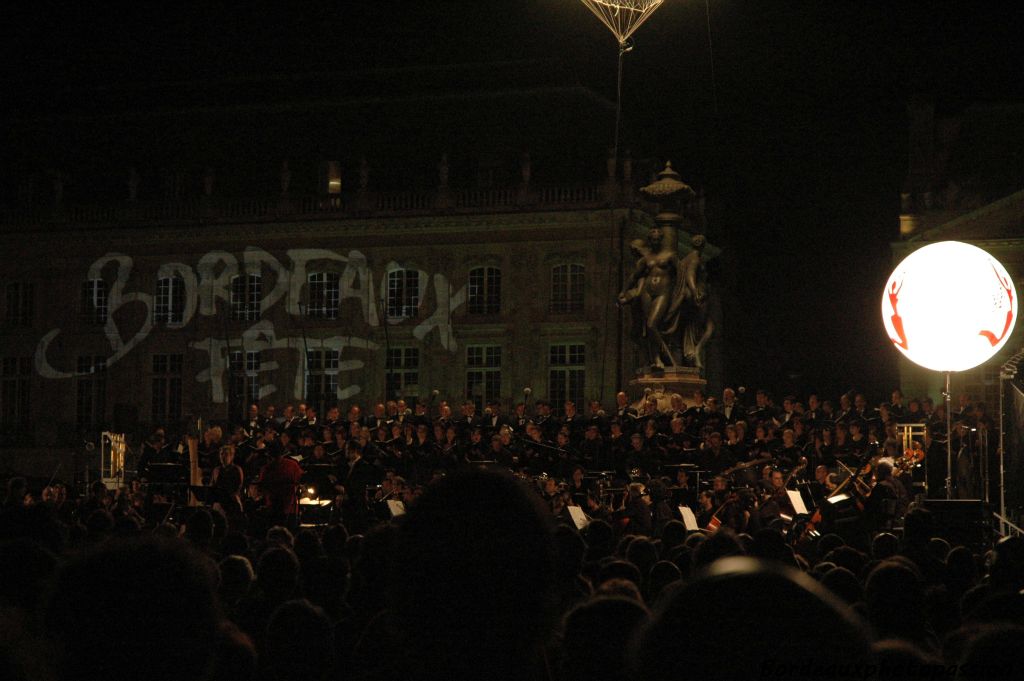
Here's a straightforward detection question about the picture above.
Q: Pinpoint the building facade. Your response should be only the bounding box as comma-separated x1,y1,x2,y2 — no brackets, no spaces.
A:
0,183,656,452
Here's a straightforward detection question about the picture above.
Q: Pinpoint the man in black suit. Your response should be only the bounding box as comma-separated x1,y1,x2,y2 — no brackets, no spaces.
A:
587,399,608,435
803,393,824,428
614,392,639,434
721,388,746,425
561,400,585,444
533,400,560,443
365,402,388,431
481,400,508,437
340,441,381,531
242,403,265,439
456,400,483,439
279,404,305,437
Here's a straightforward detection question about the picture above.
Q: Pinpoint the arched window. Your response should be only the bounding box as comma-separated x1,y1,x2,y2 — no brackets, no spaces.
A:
155,275,186,325
468,266,501,315
230,274,262,321
550,263,584,313
386,269,420,319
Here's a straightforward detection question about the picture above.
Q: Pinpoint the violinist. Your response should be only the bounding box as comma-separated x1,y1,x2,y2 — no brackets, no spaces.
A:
755,469,788,527
814,464,837,493
614,482,653,536
863,460,905,532
696,490,715,528
710,475,745,532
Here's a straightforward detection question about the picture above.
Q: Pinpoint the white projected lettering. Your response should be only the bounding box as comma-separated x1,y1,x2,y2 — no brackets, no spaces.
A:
34,247,466,402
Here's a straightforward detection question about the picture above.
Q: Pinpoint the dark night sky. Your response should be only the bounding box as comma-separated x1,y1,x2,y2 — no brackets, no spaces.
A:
3,1,1023,403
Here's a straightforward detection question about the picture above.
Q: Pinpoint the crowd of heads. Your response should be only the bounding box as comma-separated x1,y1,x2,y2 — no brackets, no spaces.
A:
0,384,1015,680
3,465,1024,681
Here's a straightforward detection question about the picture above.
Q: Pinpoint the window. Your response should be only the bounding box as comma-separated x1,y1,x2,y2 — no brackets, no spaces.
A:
549,344,585,415
468,267,501,315
81,280,108,325
154,276,186,325
5,283,33,326
76,356,107,430
466,345,502,412
1,357,31,432
386,270,419,319
228,350,262,421
230,274,262,321
385,347,419,400
550,264,585,313
305,349,340,417
326,161,342,195
151,354,183,424
307,272,340,319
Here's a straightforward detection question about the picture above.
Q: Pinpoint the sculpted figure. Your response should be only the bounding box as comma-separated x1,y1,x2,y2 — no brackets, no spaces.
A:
619,226,713,370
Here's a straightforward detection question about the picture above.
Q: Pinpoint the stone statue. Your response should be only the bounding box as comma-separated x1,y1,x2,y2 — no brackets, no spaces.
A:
678,234,714,367
618,162,714,372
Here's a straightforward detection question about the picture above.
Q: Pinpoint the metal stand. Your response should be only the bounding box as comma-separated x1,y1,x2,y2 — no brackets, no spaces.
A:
996,352,1024,536
945,371,953,500
979,424,989,504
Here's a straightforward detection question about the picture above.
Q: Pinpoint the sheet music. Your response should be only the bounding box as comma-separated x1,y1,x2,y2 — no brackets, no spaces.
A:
679,505,699,531
787,490,808,515
567,505,589,530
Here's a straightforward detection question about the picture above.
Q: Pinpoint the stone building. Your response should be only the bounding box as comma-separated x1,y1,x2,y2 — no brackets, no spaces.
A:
0,63,722,470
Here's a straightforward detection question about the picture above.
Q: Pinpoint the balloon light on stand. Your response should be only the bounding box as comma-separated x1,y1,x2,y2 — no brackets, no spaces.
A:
881,240,1017,499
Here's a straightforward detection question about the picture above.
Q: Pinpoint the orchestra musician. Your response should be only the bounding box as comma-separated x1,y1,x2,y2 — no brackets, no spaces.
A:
566,464,591,506
709,475,746,532
863,459,906,533
210,444,244,515
614,482,653,536
253,446,303,528
300,443,336,499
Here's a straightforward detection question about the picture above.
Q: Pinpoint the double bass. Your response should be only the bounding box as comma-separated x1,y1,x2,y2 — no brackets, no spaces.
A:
795,457,872,545
187,434,202,506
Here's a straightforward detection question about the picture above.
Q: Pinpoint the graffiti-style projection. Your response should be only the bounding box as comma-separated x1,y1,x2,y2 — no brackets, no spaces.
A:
34,248,466,402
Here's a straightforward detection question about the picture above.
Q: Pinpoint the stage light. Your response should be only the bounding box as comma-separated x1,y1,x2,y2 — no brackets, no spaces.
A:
882,241,1016,372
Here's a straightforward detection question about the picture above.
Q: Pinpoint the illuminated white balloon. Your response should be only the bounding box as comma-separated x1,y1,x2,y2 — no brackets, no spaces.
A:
882,241,1017,372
